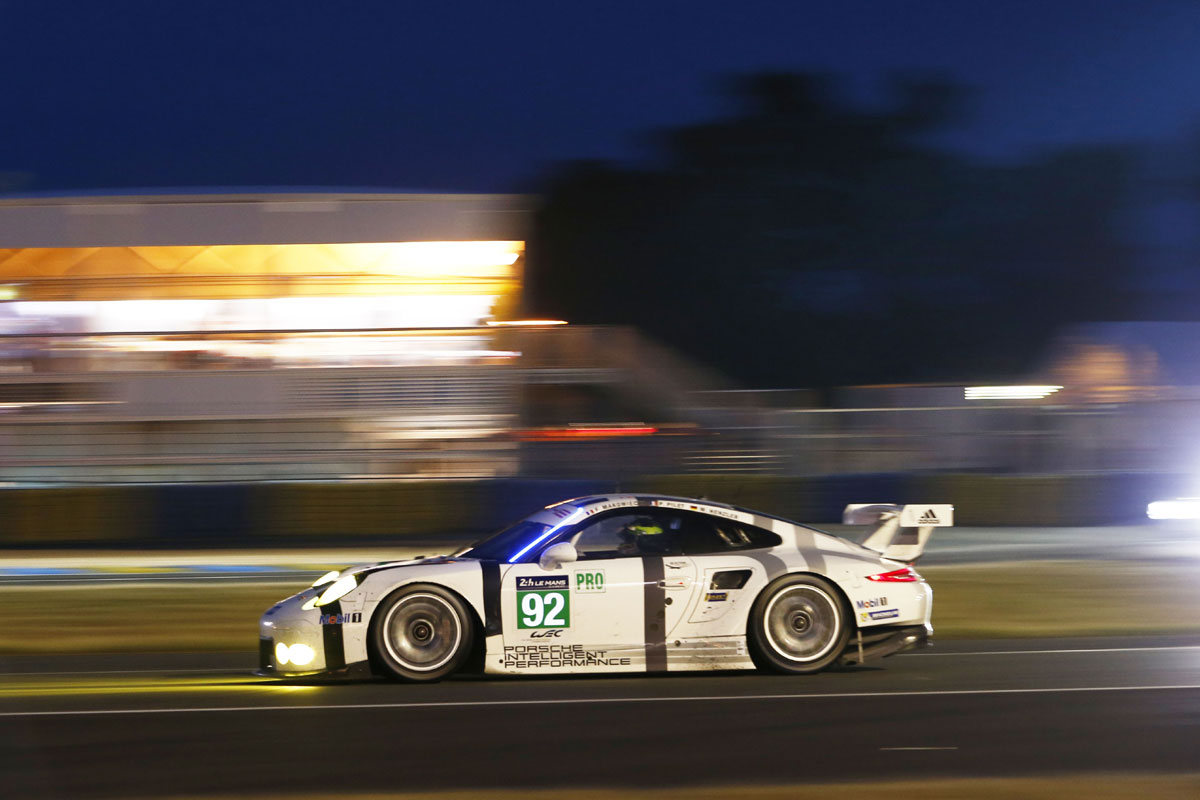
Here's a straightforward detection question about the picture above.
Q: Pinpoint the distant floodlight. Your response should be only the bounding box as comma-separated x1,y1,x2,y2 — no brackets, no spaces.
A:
964,385,1063,400
1147,498,1200,520
486,319,568,327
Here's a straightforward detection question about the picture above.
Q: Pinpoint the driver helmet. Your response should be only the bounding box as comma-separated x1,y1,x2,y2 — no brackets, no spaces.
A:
626,516,664,536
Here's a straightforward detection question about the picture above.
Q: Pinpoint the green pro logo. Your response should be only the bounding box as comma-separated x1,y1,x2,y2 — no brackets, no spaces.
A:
574,570,605,594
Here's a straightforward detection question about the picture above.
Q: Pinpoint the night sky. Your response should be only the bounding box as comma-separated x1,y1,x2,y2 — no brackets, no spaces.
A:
3,0,1200,194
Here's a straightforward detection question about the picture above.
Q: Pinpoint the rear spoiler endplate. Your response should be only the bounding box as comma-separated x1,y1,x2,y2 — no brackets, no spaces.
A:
842,503,954,563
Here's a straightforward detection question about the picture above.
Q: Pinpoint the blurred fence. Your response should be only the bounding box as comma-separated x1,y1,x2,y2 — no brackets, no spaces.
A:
698,403,1168,475
4,358,1195,483
0,366,523,482
0,472,1186,546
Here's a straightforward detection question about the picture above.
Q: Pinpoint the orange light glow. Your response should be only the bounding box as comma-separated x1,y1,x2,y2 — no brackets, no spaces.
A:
0,241,524,302
518,425,658,442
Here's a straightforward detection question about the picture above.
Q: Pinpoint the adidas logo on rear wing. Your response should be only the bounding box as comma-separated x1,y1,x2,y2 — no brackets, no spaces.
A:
844,504,954,527
900,505,953,527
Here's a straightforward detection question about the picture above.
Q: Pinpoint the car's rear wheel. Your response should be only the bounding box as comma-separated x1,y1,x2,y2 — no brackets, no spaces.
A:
370,584,474,682
749,574,849,674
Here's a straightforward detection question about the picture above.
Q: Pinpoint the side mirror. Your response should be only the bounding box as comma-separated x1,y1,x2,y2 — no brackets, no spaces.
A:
539,542,578,570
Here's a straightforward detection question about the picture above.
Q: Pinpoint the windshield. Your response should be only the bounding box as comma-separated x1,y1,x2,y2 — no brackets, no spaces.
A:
456,520,553,562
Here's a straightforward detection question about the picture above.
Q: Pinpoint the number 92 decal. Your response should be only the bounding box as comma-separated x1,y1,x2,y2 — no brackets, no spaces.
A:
517,589,570,629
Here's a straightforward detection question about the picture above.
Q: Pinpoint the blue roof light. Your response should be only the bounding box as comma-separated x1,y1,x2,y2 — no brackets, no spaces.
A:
508,508,585,563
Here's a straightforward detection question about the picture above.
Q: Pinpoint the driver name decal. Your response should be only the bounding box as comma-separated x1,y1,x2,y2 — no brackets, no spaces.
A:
582,497,639,516
650,499,753,523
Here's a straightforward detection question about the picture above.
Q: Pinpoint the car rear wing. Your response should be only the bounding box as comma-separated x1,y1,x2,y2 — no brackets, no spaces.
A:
842,504,954,563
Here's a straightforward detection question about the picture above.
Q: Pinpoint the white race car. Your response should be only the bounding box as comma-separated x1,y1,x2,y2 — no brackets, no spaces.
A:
258,495,949,681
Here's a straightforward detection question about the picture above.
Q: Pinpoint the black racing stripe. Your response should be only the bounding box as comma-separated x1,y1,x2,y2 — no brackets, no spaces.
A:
790,528,826,573
481,560,502,636
259,637,274,672
642,556,667,672
743,551,790,580
321,600,346,671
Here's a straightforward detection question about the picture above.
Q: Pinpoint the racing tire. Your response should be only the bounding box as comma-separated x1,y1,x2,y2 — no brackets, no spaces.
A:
748,574,850,674
370,584,475,682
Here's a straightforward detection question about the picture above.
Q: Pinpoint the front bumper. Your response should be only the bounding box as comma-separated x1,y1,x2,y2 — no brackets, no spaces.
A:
258,590,370,678
256,636,373,679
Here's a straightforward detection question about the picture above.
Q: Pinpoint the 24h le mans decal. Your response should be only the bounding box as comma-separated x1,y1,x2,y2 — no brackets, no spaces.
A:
516,575,570,629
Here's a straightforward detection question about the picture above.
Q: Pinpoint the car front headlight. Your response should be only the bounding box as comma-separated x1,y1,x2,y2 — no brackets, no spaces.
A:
311,570,341,588
315,574,359,606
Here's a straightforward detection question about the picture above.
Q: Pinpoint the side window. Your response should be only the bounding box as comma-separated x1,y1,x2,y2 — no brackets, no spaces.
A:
570,511,684,558
681,517,782,555
741,523,783,548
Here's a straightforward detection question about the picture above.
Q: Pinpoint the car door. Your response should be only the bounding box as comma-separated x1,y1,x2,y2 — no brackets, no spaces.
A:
567,508,701,670
498,509,647,674
498,508,700,673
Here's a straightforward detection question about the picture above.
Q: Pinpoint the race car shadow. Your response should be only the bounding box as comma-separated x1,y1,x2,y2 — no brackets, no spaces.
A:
446,662,888,683
251,661,887,686
261,674,387,686
829,663,886,674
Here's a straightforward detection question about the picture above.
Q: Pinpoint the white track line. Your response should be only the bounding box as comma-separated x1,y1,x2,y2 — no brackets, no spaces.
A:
907,646,1200,656
4,645,1196,677
879,747,957,751
5,645,1195,678
3,683,1200,718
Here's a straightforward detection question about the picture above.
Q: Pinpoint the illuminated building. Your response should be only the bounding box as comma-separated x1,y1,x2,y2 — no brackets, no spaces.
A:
0,192,531,367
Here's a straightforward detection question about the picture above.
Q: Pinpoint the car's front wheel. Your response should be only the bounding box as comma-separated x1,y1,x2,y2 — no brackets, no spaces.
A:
749,574,849,674
370,584,475,681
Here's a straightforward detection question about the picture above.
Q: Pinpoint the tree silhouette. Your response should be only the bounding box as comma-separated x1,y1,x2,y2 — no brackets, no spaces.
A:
527,72,1135,388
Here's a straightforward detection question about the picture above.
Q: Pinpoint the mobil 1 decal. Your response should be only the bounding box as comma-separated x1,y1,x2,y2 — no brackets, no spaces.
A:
516,575,570,629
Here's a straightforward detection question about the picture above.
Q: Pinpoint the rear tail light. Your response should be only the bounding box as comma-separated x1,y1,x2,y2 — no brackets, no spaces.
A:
867,566,921,582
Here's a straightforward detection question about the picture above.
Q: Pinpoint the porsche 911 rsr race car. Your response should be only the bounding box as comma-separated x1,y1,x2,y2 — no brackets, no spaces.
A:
258,495,950,681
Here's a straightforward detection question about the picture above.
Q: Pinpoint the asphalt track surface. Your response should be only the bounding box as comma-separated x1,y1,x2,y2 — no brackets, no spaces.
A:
3,636,1200,798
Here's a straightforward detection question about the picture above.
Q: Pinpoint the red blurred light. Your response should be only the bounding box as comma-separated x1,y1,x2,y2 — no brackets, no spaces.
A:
867,567,920,582
517,425,657,442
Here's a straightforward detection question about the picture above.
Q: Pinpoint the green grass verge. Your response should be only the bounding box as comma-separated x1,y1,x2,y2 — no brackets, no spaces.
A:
0,584,285,654
1,561,1196,654
920,561,1199,638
